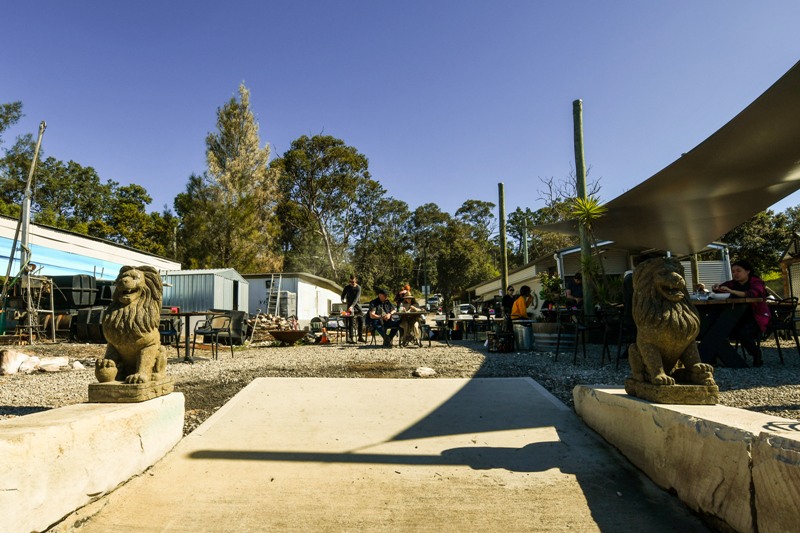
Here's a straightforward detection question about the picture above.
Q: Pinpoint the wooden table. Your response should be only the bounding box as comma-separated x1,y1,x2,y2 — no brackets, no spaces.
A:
693,297,766,368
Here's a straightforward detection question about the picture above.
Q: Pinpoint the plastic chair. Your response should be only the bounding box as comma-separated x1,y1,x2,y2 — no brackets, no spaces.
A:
192,313,233,360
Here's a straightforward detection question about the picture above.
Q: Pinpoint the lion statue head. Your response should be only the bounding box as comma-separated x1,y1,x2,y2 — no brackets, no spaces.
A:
105,266,162,338
627,257,715,389
97,266,166,384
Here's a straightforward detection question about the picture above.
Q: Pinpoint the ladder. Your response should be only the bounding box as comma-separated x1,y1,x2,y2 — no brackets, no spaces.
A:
265,274,283,316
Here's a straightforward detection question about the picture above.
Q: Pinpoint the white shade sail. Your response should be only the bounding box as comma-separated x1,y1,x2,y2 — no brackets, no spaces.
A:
537,60,800,255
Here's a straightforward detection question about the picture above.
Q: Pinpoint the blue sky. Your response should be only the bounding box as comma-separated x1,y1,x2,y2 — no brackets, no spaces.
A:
3,1,800,219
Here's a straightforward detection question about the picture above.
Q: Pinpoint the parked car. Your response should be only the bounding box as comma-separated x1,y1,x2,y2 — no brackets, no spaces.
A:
426,294,443,312
457,303,476,315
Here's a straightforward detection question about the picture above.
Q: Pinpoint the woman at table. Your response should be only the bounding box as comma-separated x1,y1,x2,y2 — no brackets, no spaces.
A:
397,292,423,347
510,285,534,320
712,260,770,366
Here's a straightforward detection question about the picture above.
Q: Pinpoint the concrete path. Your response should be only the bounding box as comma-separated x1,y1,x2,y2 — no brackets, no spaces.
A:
63,378,708,532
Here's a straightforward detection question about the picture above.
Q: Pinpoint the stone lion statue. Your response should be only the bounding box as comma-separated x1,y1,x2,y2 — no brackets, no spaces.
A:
627,257,715,387
96,266,166,384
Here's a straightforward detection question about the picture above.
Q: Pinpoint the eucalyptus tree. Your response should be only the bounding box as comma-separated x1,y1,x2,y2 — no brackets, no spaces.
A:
0,101,23,146
273,134,371,279
409,203,451,293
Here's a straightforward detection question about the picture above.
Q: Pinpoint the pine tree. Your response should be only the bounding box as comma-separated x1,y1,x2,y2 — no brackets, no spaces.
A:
177,84,281,272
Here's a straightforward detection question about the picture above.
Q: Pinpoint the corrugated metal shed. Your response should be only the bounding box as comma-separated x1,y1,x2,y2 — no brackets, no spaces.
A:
162,269,249,312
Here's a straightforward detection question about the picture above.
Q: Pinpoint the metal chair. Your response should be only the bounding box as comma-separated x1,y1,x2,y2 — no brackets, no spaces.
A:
191,313,233,360
765,297,800,364
158,317,182,358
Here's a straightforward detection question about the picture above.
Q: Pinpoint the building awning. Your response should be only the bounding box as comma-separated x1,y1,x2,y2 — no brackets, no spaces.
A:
536,60,800,255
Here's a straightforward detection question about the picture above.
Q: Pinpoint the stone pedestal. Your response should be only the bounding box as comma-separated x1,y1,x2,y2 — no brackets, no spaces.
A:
0,393,184,533
89,378,174,403
624,378,719,404
574,385,800,533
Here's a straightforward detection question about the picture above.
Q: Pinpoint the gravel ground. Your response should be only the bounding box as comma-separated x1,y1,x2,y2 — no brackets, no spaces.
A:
2,337,799,436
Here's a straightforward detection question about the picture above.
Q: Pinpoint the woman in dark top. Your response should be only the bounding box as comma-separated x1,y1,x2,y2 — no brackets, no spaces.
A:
712,260,770,367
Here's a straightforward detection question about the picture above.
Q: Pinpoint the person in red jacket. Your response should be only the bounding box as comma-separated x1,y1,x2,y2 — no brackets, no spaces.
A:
713,259,770,367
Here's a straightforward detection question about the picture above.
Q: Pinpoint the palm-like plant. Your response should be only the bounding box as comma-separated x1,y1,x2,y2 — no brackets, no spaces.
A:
570,196,618,304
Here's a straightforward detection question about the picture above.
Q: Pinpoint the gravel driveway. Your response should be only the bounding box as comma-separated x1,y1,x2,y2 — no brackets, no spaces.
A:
2,338,799,436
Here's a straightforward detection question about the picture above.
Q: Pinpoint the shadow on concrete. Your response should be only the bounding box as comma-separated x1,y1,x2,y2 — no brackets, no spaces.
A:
189,375,708,532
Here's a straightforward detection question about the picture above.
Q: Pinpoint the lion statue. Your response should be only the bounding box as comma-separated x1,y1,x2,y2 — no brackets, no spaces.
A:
627,257,715,387
96,266,166,384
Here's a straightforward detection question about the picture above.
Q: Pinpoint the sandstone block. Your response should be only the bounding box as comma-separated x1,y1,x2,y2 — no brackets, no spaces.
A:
574,385,754,532
624,378,719,404
88,377,174,403
0,392,184,533
753,431,800,533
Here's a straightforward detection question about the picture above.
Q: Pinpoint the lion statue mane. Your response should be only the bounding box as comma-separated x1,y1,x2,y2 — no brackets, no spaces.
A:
627,257,715,386
96,265,167,384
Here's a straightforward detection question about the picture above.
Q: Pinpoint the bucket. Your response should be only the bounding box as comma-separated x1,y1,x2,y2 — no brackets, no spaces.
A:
513,323,533,351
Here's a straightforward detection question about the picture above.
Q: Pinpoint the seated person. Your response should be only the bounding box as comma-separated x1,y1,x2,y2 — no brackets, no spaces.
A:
712,259,769,367
510,285,534,320
397,292,423,347
368,288,398,348
565,272,583,306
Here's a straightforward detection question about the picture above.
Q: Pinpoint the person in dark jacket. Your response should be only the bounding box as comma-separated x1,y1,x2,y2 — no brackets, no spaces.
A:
501,286,515,317
368,288,398,347
341,275,364,343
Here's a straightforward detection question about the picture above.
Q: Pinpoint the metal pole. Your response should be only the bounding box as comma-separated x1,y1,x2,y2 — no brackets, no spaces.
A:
498,183,508,295
573,100,594,316
21,121,46,269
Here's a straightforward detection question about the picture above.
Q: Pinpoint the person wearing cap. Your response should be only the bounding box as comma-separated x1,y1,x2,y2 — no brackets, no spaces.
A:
566,272,583,306
368,289,398,347
397,292,423,347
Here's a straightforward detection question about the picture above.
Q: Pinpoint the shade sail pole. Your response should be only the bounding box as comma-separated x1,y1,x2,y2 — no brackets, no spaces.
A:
573,100,594,316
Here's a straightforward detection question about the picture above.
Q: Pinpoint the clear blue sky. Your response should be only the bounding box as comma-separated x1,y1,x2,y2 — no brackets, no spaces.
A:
3,1,800,219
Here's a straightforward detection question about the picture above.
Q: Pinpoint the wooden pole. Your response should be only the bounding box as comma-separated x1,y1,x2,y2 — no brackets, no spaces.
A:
523,226,529,265
573,100,594,316
499,183,508,295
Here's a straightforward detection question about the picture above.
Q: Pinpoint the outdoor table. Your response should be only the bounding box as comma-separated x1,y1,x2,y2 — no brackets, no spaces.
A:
693,297,766,368
160,311,214,364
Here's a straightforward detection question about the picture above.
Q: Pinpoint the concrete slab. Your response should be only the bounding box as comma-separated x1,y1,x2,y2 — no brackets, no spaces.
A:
55,378,708,532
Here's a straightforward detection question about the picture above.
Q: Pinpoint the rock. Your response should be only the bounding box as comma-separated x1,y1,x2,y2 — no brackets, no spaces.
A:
39,356,70,371
72,361,85,370
18,356,41,374
0,349,30,375
413,367,436,377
